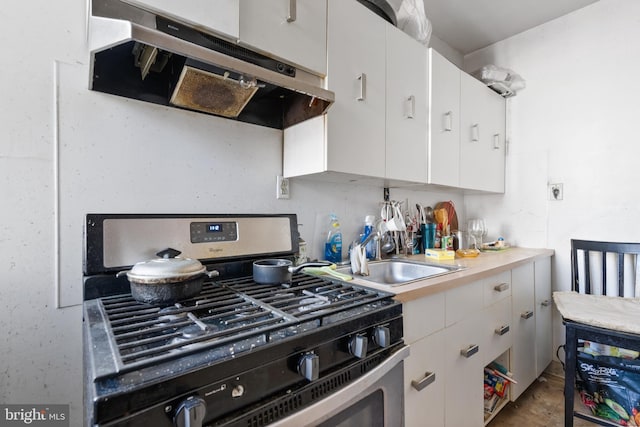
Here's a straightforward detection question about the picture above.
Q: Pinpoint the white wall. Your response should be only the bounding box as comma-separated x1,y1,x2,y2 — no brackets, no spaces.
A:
462,0,640,355
0,1,462,423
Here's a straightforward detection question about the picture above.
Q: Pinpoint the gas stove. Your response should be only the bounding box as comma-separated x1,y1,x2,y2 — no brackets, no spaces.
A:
83,214,405,427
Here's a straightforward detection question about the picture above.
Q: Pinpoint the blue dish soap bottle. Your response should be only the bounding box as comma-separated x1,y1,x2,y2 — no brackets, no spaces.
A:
360,215,376,260
324,213,342,263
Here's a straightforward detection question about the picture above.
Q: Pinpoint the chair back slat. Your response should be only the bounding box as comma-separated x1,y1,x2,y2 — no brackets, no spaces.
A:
571,239,640,298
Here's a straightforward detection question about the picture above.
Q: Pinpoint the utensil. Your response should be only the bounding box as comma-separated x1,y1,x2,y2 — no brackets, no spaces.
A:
380,232,395,254
116,248,219,305
253,259,332,285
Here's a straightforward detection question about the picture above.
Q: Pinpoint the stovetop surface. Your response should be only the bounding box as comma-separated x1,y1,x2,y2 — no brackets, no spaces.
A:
85,273,397,383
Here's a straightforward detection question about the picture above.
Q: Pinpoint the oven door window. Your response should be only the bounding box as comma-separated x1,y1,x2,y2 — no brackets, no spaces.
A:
318,389,384,427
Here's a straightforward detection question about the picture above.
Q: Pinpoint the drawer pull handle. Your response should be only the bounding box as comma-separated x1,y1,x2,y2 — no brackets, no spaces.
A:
460,344,479,358
444,111,453,132
495,325,510,336
494,283,509,292
286,0,297,22
356,73,367,101
541,299,551,307
411,371,436,391
521,310,534,320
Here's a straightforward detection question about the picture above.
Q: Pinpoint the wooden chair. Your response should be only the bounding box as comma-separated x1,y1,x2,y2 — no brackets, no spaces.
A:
562,239,640,426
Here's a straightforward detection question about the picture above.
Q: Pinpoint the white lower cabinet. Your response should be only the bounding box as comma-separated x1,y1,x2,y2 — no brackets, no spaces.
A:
535,257,553,377
405,329,445,427
510,262,543,400
444,314,485,427
403,257,552,426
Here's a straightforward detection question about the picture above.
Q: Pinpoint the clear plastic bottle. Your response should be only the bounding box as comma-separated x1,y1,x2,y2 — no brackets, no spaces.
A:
324,214,342,263
360,215,376,260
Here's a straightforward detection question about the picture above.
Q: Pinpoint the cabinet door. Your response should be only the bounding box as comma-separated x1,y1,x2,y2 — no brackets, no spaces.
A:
325,0,386,177
126,0,239,39
428,49,460,187
535,257,553,377
510,263,536,400
460,73,506,192
239,0,327,75
385,25,428,183
405,330,445,427
445,316,484,427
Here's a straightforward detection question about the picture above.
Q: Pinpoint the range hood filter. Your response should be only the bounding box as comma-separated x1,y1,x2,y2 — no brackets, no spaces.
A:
170,66,258,118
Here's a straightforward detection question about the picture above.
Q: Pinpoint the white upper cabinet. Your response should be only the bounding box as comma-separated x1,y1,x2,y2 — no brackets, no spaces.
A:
126,0,240,39
283,0,386,179
428,49,461,187
386,26,428,183
239,0,327,76
460,72,506,193
325,0,386,177
428,48,506,193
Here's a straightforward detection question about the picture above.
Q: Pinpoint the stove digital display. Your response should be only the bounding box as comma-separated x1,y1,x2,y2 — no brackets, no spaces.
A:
208,224,222,233
190,221,238,243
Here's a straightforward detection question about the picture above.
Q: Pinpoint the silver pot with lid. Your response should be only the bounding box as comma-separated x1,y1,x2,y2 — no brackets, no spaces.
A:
117,248,219,305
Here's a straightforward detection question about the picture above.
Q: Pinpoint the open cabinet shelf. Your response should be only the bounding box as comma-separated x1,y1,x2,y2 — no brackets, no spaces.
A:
484,350,513,425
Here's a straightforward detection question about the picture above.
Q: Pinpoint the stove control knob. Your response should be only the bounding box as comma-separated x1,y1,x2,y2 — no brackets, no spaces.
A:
348,334,368,359
174,396,206,427
298,352,319,381
373,326,391,348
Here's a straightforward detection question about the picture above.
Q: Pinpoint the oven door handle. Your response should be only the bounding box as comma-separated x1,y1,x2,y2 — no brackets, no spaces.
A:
269,345,410,427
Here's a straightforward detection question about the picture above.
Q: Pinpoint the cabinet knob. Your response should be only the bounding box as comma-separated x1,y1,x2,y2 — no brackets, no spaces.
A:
297,352,319,381
460,344,479,358
521,310,534,320
411,371,436,392
541,299,551,307
348,334,368,359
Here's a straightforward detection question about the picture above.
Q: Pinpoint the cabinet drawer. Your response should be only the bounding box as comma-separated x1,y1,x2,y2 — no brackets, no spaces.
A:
482,297,512,364
445,279,483,327
404,292,445,343
483,271,511,307
404,330,445,427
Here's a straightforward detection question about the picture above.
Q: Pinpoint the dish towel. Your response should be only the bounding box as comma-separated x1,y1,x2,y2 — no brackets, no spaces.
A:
350,244,369,276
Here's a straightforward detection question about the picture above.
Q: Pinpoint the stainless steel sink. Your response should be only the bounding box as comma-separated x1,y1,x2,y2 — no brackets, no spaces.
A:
338,259,463,286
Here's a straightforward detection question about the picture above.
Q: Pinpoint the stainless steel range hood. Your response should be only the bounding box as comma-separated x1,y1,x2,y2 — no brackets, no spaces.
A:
88,0,334,129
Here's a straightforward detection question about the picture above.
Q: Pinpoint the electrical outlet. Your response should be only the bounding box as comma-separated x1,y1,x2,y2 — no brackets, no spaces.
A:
549,183,563,201
276,175,290,199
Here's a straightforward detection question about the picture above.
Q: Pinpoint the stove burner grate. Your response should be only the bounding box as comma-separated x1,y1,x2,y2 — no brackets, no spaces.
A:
89,273,394,378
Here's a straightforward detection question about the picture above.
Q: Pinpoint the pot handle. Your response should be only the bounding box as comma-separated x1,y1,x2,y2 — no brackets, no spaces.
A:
156,248,181,259
206,270,220,279
289,261,333,274
116,270,129,278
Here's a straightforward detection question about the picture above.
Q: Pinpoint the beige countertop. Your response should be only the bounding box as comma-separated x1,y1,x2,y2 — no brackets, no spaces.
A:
348,247,554,303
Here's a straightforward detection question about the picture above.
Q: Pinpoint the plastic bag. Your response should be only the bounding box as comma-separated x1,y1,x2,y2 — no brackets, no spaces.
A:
472,64,526,97
576,351,640,425
396,0,432,46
